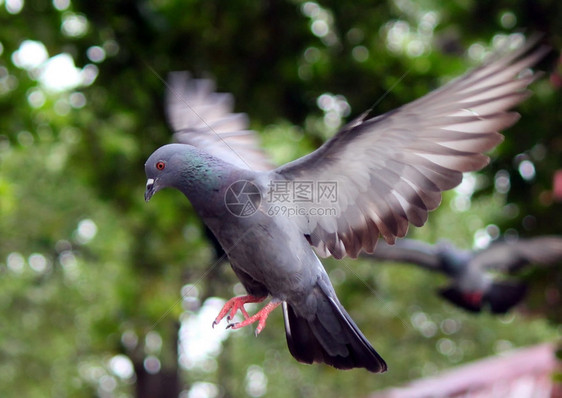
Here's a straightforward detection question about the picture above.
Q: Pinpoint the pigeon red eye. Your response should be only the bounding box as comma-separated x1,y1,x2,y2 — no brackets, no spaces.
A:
156,161,166,170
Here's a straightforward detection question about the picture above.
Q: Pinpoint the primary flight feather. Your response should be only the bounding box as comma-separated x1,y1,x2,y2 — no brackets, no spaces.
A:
145,38,547,372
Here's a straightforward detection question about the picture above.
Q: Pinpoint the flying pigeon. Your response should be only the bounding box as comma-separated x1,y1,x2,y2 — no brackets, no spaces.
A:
144,38,548,372
364,236,562,313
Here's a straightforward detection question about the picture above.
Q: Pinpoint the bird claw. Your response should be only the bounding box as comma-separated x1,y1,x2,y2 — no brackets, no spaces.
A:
225,321,258,336
223,301,281,335
211,295,266,328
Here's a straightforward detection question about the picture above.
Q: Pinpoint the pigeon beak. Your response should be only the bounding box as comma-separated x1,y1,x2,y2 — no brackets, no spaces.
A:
145,178,156,202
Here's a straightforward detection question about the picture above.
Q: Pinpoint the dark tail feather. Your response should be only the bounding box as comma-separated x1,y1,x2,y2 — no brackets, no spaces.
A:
438,281,527,314
282,287,387,373
438,286,483,313
485,281,527,314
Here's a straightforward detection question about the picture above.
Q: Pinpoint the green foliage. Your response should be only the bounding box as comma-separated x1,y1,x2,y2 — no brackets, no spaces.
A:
1,0,561,397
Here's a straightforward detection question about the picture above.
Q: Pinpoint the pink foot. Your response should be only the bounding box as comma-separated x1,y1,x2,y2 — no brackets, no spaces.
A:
463,291,484,306
212,295,266,328
226,300,282,336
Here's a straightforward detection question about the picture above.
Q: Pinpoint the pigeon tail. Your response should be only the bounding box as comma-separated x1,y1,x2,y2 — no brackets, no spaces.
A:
439,281,527,314
485,281,527,314
282,285,387,373
439,286,483,312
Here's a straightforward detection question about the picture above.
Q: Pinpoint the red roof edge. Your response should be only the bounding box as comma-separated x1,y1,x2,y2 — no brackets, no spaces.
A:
369,343,560,398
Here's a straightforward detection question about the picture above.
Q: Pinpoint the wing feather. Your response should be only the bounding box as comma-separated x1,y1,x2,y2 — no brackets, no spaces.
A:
471,236,562,271
165,72,274,171
271,38,547,258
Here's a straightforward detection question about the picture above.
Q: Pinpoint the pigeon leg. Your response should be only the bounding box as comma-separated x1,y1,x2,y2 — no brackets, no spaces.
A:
212,295,266,328
226,300,281,336
464,291,484,306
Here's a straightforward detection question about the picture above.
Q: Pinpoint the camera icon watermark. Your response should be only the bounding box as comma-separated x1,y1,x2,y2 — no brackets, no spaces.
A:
225,179,338,218
224,180,262,217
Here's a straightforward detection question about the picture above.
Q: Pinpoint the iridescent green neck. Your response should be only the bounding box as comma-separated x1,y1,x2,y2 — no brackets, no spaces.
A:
172,148,234,214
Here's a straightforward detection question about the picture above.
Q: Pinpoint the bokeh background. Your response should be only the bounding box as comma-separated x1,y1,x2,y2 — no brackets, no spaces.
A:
1,0,561,397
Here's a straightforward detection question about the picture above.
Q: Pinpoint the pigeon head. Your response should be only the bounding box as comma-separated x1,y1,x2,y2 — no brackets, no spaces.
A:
144,144,188,202
144,143,230,203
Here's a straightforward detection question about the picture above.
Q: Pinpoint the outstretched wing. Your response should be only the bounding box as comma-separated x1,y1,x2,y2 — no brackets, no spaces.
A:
273,38,548,259
471,236,562,272
166,72,274,171
361,239,441,270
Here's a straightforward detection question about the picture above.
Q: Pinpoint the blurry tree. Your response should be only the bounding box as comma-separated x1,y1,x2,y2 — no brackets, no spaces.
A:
0,0,561,397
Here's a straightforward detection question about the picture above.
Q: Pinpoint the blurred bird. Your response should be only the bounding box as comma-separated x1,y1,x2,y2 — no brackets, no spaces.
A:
145,38,547,372
363,236,562,313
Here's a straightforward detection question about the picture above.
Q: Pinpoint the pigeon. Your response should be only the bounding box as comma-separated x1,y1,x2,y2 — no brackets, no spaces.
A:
144,38,548,372
363,236,562,313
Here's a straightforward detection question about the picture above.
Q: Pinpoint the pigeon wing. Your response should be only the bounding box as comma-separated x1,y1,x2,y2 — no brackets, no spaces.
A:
362,239,441,270
166,72,274,171
273,39,548,259
471,236,562,272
